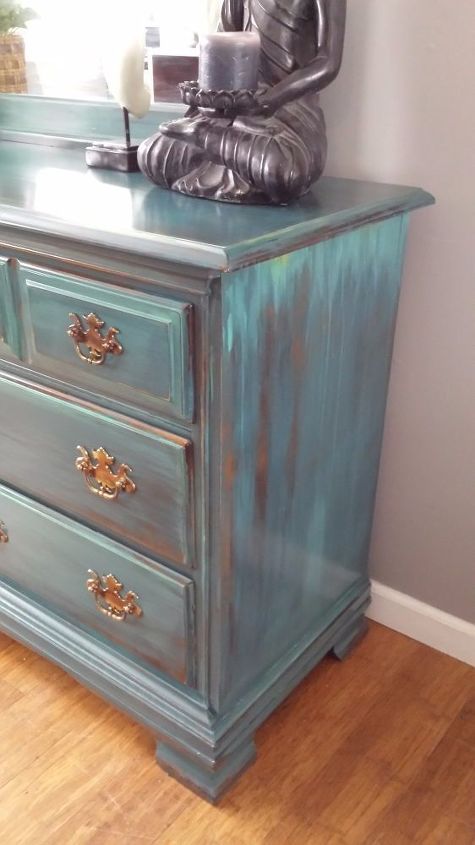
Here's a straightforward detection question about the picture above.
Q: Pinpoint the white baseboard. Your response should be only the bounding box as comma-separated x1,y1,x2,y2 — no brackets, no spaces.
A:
367,580,475,667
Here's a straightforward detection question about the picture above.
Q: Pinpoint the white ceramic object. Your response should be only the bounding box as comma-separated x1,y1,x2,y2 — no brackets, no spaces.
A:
102,18,151,119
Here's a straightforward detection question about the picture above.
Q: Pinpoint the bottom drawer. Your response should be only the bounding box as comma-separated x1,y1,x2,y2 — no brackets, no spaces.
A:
0,486,195,686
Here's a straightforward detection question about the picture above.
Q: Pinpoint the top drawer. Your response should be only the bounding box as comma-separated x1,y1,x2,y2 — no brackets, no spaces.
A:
16,264,194,422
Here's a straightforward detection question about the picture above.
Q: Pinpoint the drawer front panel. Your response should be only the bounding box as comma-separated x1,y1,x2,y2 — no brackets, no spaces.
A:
18,264,194,421
0,376,193,567
0,257,21,360
0,486,195,684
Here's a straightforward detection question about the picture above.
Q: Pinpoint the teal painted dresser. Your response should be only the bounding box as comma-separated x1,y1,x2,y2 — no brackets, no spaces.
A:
0,140,433,800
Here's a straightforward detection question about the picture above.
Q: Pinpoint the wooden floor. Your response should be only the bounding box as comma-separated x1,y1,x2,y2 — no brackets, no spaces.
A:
0,623,473,845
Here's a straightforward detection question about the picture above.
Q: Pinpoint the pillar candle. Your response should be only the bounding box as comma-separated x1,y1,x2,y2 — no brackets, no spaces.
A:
199,32,260,91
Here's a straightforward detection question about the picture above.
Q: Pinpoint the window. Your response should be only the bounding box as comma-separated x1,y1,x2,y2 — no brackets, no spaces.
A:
21,1,218,100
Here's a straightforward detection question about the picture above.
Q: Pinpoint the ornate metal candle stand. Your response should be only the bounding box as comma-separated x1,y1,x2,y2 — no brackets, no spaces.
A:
178,80,260,117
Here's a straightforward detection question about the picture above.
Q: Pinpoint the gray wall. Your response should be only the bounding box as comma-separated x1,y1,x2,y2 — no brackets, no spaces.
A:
322,0,475,623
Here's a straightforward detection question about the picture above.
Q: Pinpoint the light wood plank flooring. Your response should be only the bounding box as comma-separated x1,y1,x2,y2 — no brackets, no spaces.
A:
0,622,473,844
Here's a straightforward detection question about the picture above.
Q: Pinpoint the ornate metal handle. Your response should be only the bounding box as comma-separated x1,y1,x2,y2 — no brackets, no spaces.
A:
75,446,136,500
87,570,142,622
0,521,8,543
67,312,123,366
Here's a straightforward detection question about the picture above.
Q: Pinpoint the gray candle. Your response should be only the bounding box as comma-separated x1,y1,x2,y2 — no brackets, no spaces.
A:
199,32,261,91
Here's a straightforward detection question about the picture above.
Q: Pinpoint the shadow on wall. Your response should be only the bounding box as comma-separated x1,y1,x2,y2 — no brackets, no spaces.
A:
320,0,475,624
321,0,375,180
321,0,457,185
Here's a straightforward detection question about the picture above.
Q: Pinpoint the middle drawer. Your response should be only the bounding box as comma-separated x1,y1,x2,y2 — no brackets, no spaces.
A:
0,375,194,568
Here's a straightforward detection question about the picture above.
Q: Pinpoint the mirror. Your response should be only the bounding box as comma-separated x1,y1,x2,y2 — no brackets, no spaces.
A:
0,0,219,102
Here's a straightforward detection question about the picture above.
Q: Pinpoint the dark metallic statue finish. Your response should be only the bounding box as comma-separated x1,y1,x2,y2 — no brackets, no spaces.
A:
138,0,347,205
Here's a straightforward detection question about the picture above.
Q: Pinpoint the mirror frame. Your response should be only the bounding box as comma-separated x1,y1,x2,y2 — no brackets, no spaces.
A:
0,94,185,146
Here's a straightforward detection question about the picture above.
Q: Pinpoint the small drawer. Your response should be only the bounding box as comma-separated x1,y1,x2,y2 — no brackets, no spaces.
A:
0,486,195,684
0,375,194,568
17,263,194,422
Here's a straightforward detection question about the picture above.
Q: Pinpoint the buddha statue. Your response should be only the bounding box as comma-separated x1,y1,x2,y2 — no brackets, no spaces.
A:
138,0,347,205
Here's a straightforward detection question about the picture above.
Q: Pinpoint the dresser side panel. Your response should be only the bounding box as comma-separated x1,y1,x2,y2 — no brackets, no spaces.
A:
215,215,409,707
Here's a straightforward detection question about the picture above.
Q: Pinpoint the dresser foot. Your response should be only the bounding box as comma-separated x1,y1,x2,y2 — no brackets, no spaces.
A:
156,736,257,803
331,614,369,661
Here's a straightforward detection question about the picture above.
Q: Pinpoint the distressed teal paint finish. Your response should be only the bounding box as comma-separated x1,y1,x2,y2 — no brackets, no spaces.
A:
0,374,194,568
0,256,21,359
214,215,409,706
0,486,195,684
0,142,434,271
0,142,434,801
16,263,194,421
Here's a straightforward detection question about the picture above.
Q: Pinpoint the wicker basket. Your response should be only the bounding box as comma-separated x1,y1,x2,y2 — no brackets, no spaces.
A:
0,34,27,94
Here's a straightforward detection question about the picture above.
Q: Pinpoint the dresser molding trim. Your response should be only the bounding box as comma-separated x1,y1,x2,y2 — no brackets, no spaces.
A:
0,574,369,800
0,206,229,273
0,140,435,273
0,185,433,273
210,583,371,749
0,581,215,743
0,233,217,298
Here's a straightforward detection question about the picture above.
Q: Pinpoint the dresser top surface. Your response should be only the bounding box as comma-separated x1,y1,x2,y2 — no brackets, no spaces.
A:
0,141,434,272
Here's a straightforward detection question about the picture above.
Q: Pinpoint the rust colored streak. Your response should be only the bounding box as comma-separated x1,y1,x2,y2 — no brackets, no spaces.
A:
255,441,269,521
255,330,273,522
285,410,299,491
291,335,306,370
224,452,238,490
287,281,309,487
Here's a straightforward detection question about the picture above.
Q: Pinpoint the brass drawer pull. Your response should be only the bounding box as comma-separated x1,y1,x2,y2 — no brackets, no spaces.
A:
0,521,8,543
67,312,123,366
76,446,136,500
87,570,143,622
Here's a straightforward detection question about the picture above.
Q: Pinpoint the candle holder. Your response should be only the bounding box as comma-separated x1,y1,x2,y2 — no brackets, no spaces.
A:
179,80,259,117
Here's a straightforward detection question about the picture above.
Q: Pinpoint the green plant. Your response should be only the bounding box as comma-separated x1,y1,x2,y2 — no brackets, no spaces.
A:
0,0,36,35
